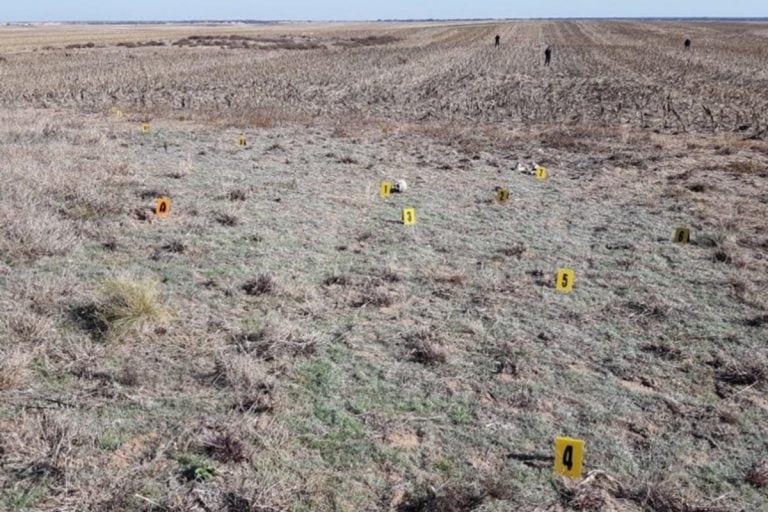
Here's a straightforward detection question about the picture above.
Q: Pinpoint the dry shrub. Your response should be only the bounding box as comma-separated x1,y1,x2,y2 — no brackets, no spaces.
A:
212,354,275,413
351,287,393,308
557,472,733,512
398,482,486,512
402,328,446,366
0,204,78,261
97,277,168,339
0,348,33,390
718,362,766,387
204,432,248,463
746,460,768,488
242,274,276,296
725,160,766,175
233,323,317,362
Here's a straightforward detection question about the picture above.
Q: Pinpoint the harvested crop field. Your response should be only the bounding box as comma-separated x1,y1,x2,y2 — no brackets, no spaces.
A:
0,20,767,511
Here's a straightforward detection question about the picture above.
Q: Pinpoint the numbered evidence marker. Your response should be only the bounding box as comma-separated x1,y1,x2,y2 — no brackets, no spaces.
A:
155,197,171,217
673,227,691,244
555,268,575,294
238,134,247,147
110,106,123,118
380,180,393,198
554,437,585,478
535,165,549,180
141,123,151,134
402,207,417,226
496,187,510,204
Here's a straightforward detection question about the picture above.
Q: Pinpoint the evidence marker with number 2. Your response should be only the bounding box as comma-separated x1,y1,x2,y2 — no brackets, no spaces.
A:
402,207,417,226
380,180,393,198
535,165,549,180
673,227,691,244
555,268,575,293
554,437,585,478
155,197,171,217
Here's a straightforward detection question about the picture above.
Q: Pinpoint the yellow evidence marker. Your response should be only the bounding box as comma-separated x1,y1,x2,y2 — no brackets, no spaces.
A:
673,227,690,244
556,268,575,293
155,197,171,217
535,165,549,180
238,135,247,147
402,207,417,226
141,123,151,134
554,437,585,478
380,180,393,198
110,106,124,118
496,187,510,204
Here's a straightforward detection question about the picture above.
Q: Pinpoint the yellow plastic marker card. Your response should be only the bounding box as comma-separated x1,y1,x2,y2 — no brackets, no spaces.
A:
402,207,416,226
535,166,549,180
115,109,124,119
554,437,585,478
673,227,690,244
238,135,247,147
380,180,393,198
556,268,575,293
155,197,171,217
142,123,151,134
496,187,510,204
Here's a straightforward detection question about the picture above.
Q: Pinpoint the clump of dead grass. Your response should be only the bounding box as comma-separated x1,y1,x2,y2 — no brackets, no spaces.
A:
557,472,733,512
204,432,248,463
746,460,768,489
0,348,33,391
242,274,276,296
402,328,446,365
97,277,168,340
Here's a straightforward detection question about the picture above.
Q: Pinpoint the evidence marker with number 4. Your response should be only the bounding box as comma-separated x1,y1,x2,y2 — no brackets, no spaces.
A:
554,437,585,478
673,227,690,244
555,268,575,293
402,207,416,226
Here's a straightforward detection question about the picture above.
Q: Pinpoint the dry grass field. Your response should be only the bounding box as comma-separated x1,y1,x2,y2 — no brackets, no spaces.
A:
0,20,767,512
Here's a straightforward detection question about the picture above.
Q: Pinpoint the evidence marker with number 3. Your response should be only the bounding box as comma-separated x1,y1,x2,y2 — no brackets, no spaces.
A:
496,187,510,204
554,437,585,478
380,180,393,198
535,165,549,180
673,227,690,244
155,197,171,217
402,207,416,226
556,268,575,293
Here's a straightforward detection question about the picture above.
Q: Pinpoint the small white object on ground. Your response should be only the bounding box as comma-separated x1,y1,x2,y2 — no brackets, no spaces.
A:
394,179,408,193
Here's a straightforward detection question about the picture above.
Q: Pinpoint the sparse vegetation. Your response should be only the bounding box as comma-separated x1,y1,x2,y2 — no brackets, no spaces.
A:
0,19,766,512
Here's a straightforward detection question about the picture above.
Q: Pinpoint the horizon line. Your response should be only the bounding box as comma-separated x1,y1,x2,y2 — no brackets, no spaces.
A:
4,16,768,25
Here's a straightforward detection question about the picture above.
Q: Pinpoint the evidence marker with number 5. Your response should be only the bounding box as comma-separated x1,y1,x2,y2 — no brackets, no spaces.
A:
555,268,575,293
554,437,585,478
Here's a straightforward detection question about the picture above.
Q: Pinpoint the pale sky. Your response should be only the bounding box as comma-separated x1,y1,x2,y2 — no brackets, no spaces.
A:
1,0,766,22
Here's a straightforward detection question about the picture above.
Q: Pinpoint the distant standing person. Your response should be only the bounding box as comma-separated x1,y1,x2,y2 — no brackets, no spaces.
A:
495,34,500,47
684,38,691,50
544,46,552,66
